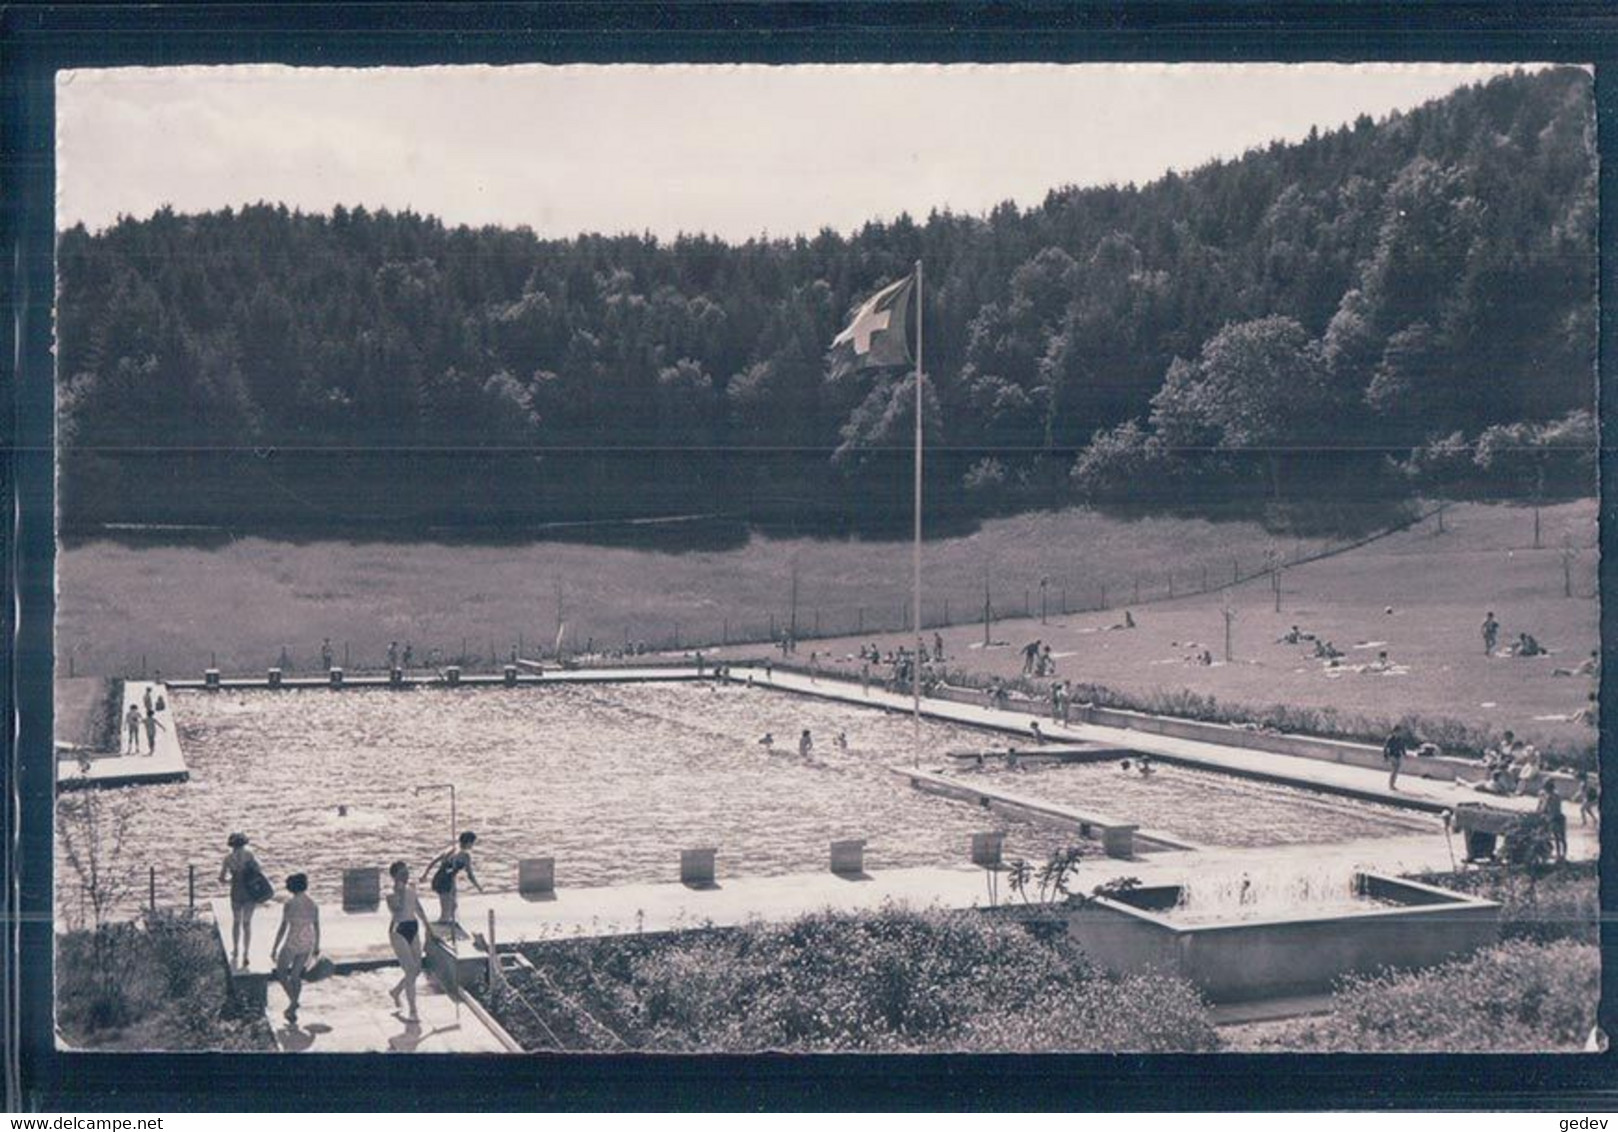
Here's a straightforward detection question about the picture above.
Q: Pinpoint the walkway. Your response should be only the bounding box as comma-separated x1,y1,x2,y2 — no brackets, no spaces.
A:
56,681,187,789
733,665,1545,817
263,968,509,1053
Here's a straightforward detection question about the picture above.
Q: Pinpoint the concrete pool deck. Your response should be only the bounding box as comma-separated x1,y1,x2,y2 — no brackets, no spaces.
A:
262,967,511,1053
729,665,1548,818
56,681,187,789
208,802,1597,976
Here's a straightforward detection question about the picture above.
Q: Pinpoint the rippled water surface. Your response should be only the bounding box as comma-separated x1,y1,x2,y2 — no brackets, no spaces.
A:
59,683,1076,912
952,759,1440,848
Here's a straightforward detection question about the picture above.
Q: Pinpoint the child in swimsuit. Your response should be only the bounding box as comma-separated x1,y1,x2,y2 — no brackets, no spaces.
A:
271,873,319,1025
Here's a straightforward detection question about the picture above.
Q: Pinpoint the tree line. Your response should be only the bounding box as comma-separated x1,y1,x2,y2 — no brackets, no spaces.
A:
56,66,1595,537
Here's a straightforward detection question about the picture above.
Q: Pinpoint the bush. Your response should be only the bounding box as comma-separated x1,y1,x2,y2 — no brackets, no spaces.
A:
1412,862,1598,944
56,912,274,1051
1320,939,1599,1052
491,905,1217,1053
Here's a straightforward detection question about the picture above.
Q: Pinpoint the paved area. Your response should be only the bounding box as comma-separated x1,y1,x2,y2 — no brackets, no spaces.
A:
734,665,1549,816
166,665,707,691
57,681,187,788
264,968,508,1053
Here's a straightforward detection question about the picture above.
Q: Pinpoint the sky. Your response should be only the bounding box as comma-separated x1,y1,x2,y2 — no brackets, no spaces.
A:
57,62,1545,242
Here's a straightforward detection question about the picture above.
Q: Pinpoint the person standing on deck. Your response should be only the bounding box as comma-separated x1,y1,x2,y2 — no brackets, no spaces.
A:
385,860,427,1023
270,873,320,1026
422,831,482,927
387,642,399,671
320,638,334,671
125,703,143,754
1382,726,1408,792
219,832,263,969
143,704,164,754
933,633,945,663
1482,612,1500,655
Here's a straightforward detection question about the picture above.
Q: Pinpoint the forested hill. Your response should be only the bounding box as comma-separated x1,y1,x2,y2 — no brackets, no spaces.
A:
57,66,1595,536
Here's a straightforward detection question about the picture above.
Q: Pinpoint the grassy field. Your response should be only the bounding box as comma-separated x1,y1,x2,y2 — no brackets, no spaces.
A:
728,499,1598,752
56,499,1596,748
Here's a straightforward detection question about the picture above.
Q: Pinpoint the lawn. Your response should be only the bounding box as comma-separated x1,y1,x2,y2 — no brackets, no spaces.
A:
729,499,1599,753
56,499,1597,749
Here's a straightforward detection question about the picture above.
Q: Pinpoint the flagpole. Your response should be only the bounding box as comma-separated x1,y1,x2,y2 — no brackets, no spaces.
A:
912,258,923,769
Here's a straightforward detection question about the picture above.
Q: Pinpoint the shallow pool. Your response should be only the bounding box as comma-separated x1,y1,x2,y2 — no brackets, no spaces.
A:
57,682,1074,915
949,758,1440,848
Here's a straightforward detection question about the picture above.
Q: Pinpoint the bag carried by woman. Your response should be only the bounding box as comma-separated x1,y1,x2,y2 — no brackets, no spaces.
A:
244,861,275,903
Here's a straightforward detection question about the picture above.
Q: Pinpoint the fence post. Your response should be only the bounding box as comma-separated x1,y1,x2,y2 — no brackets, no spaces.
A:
149,866,156,912
1132,578,1140,604
857,606,864,634
188,864,195,913
1024,589,1030,616
1061,584,1067,614
142,654,148,678
814,609,821,637
722,618,729,646
770,613,776,640
488,908,498,987
1168,575,1175,599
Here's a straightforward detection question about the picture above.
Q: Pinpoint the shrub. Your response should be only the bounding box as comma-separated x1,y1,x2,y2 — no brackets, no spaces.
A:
492,905,1217,1053
1321,939,1598,1052
1412,862,1598,944
55,914,274,1051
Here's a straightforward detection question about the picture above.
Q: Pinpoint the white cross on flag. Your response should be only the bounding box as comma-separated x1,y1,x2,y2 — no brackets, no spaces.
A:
831,274,915,372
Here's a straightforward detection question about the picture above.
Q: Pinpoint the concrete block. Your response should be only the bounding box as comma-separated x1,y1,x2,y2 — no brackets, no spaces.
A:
680,848,717,886
204,669,220,689
329,667,344,687
830,839,866,875
446,666,461,685
970,831,1005,868
342,867,381,912
267,668,282,688
1101,824,1138,859
518,857,555,895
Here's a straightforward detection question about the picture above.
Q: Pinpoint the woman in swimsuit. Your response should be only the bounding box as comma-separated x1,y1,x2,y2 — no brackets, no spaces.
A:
386,860,427,1021
422,830,481,926
270,873,320,1025
218,832,260,969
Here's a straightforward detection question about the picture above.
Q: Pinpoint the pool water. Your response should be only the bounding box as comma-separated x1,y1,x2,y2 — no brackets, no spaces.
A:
949,759,1440,848
57,682,1074,914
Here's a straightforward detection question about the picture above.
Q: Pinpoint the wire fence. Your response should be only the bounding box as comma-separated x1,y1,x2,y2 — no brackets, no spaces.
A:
60,501,1600,680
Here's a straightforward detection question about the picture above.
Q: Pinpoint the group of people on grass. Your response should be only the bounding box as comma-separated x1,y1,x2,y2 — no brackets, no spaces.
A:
1481,610,1556,659
219,828,482,1028
1021,640,1056,677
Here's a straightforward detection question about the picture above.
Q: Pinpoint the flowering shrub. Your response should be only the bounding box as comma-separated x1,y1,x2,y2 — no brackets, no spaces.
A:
489,904,1217,1052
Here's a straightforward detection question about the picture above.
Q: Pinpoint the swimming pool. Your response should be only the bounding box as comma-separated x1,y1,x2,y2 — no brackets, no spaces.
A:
946,758,1440,848
56,682,1074,915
